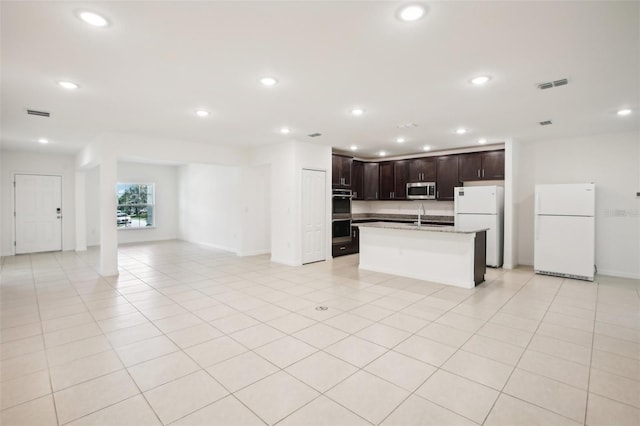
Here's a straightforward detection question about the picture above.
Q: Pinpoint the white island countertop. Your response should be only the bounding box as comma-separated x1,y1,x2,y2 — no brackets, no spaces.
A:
358,223,488,288
357,221,488,234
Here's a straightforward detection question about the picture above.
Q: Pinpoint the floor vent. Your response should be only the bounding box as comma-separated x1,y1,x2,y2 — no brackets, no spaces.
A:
27,109,50,117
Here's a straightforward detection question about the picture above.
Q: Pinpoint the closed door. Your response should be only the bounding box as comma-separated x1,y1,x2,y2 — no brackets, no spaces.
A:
15,174,62,254
302,169,326,264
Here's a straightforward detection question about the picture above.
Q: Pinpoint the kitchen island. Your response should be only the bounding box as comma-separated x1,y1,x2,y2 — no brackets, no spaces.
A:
358,222,487,289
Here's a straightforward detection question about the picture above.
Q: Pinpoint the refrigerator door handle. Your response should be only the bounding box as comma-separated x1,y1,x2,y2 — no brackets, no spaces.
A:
535,215,539,240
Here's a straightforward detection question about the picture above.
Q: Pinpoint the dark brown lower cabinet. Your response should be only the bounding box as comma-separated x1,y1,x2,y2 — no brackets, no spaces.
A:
332,226,359,257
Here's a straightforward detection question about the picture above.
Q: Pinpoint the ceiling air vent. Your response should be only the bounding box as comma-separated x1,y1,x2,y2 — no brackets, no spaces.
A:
308,133,322,138
537,78,568,90
539,120,553,126
27,109,50,117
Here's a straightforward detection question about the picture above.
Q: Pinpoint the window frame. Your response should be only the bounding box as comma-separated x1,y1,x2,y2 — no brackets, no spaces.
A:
116,182,156,230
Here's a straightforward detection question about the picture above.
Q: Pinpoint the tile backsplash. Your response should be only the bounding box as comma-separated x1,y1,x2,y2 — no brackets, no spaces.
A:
353,200,454,216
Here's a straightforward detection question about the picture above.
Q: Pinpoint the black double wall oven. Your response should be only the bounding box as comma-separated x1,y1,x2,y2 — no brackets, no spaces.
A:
332,189,352,244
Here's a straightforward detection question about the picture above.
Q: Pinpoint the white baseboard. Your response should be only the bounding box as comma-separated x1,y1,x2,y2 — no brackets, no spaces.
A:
597,269,640,280
190,241,239,255
238,249,270,257
270,256,300,267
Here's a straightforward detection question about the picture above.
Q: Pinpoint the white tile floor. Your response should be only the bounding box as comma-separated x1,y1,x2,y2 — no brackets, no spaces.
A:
1,240,639,426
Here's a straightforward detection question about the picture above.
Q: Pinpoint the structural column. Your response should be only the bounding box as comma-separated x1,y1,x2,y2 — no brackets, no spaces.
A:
99,156,118,276
75,171,87,252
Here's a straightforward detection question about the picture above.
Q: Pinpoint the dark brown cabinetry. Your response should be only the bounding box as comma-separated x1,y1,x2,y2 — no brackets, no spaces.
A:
436,155,460,200
481,150,505,180
331,225,359,257
332,154,352,188
337,148,503,202
363,162,379,200
409,157,436,182
379,160,409,200
394,160,409,199
379,162,394,200
352,160,364,200
459,150,505,181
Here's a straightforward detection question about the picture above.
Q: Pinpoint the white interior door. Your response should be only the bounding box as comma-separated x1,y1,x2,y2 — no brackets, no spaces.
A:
302,169,326,264
15,174,62,254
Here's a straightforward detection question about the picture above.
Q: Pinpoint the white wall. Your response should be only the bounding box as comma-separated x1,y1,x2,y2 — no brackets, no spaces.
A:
178,163,242,253
1,151,76,255
516,131,640,279
250,140,332,266
85,162,180,246
238,164,271,256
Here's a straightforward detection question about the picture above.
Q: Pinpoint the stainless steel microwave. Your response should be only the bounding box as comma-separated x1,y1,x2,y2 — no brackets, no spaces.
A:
407,182,436,200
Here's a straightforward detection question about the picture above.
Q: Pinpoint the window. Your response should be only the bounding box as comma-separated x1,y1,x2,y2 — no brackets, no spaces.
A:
116,183,155,229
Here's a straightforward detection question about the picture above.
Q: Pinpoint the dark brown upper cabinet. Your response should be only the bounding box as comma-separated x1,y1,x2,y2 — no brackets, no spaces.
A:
458,150,505,181
363,162,379,200
379,160,410,200
352,160,364,200
394,160,410,200
409,157,436,182
436,155,460,200
332,154,353,188
379,162,394,200
481,150,505,180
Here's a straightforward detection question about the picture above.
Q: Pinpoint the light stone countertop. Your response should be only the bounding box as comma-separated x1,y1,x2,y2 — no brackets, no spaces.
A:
357,221,488,234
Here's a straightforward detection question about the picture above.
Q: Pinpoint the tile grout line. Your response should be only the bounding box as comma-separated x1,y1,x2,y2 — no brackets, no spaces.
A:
483,276,591,425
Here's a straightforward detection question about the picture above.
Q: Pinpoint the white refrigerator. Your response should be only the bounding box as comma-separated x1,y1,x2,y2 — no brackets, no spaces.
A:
534,183,595,281
454,185,504,267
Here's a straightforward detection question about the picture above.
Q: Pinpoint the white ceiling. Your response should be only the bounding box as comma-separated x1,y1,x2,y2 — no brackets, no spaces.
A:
1,1,638,159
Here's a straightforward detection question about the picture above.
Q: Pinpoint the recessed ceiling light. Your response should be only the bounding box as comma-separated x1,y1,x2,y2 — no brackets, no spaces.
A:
195,109,209,117
57,81,79,90
351,108,365,116
280,127,290,134
350,145,358,151
617,108,632,116
398,123,418,128
260,77,278,87
379,151,387,157
470,75,491,85
478,138,487,144
396,137,405,143
455,128,467,135
77,11,109,27
397,4,426,22
423,145,431,151
38,138,49,144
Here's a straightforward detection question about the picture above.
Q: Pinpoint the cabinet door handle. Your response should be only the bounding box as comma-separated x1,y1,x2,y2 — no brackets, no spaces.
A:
437,191,439,198
375,192,378,199
340,246,346,250
353,191,357,198
477,169,480,178
482,169,485,178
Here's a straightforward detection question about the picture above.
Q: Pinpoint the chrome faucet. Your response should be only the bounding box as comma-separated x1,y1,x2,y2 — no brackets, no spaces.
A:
417,203,426,226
